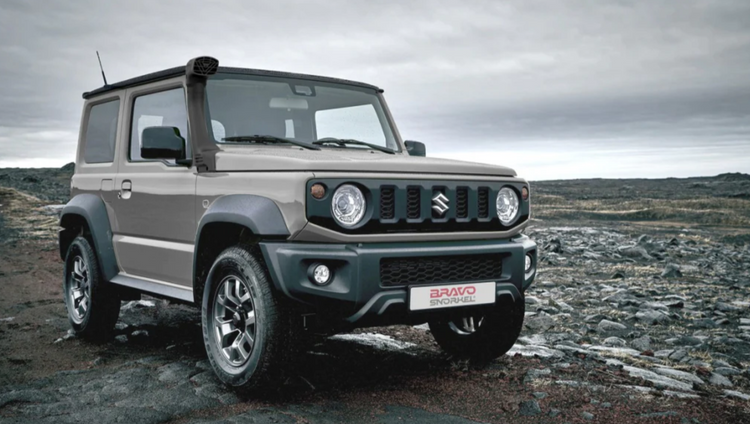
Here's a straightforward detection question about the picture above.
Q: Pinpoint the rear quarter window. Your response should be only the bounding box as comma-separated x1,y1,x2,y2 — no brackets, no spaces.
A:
83,99,120,163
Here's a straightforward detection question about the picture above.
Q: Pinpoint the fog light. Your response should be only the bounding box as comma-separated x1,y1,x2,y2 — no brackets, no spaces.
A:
312,264,331,285
525,254,533,273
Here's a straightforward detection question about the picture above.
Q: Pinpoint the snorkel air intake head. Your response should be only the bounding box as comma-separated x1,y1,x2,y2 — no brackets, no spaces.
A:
186,56,219,79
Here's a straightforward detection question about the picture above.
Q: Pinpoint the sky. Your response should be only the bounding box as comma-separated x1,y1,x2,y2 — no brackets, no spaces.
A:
0,0,749,180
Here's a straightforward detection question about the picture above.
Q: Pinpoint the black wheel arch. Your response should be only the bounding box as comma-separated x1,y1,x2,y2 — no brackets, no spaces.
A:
59,194,119,281
192,194,290,304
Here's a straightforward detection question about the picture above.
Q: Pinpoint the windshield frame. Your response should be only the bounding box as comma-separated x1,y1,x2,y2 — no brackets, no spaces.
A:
204,72,404,153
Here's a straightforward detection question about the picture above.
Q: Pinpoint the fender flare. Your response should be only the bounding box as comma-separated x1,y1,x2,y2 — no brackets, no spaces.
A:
59,194,119,281
192,194,290,287
196,194,290,239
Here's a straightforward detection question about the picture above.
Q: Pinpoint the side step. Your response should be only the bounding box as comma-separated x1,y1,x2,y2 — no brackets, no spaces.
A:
110,274,193,303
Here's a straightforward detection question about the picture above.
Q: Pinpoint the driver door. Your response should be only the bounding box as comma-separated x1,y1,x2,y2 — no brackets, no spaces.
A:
111,82,197,289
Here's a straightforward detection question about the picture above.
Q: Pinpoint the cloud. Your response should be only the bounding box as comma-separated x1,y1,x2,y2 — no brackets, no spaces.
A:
0,0,748,178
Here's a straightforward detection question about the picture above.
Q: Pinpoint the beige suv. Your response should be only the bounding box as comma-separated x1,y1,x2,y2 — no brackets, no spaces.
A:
59,56,537,388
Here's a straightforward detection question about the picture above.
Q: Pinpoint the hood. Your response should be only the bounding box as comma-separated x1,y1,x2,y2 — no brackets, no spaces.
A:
214,146,517,177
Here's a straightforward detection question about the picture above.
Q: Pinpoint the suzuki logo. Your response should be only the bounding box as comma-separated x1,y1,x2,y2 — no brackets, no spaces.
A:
432,192,450,215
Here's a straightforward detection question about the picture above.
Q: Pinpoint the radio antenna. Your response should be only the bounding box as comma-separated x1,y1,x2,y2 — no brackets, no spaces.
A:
96,51,109,86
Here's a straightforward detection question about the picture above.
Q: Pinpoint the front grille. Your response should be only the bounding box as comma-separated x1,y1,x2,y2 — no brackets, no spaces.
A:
406,187,421,219
306,179,528,234
478,187,490,218
456,187,468,218
380,186,395,220
380,253,505,287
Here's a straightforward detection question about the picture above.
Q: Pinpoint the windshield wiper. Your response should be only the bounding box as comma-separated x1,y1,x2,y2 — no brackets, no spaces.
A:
222,135,320,150
312,138,395,154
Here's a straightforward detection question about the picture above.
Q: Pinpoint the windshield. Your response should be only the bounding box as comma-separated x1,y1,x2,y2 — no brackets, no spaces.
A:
205,73,400,151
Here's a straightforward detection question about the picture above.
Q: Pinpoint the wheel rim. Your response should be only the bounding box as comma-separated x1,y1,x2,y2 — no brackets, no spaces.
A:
212,275,257,367
68,255,90,324
448,314,485,336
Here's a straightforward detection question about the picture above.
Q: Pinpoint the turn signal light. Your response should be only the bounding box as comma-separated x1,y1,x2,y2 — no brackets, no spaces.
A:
521,186,529,200
311,183,326,199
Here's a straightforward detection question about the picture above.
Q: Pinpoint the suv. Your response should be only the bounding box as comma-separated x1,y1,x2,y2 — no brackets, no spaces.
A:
59,56,537,387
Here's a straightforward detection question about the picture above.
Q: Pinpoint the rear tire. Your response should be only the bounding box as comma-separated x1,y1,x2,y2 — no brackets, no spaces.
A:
428,296,525,361
201,244,299,388
63,236,121,340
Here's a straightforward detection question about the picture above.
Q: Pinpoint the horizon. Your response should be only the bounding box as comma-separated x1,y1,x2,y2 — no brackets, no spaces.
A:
0,161,746,183
1,1,748,179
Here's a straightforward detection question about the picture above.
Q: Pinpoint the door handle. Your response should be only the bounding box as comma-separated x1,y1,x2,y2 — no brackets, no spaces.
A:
118,180,132,200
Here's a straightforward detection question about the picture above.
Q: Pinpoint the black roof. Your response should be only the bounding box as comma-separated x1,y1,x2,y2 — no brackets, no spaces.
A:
83,66,382,99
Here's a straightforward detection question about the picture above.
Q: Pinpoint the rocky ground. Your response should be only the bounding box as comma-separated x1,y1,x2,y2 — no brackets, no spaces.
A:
0,166,749,423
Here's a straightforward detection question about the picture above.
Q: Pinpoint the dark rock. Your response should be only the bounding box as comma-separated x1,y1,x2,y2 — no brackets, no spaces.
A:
545,237,563,253
597,319,627,332
661,263,683,278
709,373,733,387
518,400,542,416
715,302,741,312
619,246,653,260
714,367,741,376
603,337,626,347
668,349,688,362
693,318,718,329
525,313,555,332
636,310,670,325
524,368,552,383
631,335,652,351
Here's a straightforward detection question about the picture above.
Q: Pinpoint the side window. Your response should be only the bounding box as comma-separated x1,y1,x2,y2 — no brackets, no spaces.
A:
83,99,120,163
129,88,189,162
315,104,385,145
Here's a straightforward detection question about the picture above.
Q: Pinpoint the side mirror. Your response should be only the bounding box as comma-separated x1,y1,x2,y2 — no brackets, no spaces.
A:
141,127,186,160
404,140,426,157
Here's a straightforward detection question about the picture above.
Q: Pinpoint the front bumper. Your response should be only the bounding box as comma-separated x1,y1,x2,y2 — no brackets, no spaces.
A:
259,234,536,326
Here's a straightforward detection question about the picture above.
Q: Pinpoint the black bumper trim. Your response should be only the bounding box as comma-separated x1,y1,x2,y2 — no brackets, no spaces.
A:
259,235,537,324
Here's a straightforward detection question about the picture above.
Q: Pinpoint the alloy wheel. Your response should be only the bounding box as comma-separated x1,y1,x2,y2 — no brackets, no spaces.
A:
448,314,485,335
212,275,257,367
68,256,91,323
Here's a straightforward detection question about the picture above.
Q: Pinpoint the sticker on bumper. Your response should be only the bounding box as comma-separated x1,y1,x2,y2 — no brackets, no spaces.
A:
409,282,496,311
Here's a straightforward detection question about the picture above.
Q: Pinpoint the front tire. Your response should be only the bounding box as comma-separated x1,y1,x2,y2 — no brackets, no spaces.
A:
201,244,298,388
428,296,525,361
63,236,121,340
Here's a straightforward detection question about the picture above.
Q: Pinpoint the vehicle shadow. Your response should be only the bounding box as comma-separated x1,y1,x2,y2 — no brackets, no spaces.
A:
111,298,472,403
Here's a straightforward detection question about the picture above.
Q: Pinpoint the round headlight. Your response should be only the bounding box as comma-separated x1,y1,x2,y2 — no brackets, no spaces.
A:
331,184,366,227
496,187,519,224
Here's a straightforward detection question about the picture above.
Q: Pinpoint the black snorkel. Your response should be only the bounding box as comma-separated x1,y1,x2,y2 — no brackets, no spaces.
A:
185,56,220,172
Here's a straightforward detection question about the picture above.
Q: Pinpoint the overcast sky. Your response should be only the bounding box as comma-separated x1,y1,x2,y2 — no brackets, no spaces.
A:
1,0,748,180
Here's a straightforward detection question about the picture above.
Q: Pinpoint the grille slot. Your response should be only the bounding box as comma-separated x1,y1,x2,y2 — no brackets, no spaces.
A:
456,187,468,218
380,253,504,287
478,187,490,218
407,187,421,219
380,186,395,220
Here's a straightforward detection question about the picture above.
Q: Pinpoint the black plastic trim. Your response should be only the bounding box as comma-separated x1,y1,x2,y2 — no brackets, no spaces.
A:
83,65,380,99
259,235,536,325
59,194,119,281
306,179,530,234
